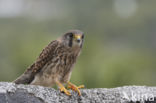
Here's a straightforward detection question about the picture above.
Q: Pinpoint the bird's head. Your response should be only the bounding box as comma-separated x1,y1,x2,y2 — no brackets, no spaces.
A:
61,30,84,48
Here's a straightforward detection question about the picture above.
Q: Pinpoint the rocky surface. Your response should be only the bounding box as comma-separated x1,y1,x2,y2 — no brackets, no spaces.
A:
0,82,156,103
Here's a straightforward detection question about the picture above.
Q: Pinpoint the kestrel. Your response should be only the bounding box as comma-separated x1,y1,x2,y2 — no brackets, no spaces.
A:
14,30,84,96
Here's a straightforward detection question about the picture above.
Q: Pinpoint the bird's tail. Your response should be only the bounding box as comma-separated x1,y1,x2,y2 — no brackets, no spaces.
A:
13,64,36,84
13,72,32,84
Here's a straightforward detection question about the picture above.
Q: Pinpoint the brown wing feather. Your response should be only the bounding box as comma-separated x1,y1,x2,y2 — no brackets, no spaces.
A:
14,40,59,84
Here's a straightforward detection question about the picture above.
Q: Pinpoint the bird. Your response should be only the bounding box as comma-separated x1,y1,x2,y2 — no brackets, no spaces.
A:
13,30,85,96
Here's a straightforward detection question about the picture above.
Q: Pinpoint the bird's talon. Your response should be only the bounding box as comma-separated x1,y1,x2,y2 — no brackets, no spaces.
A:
77,85,85,89
60,87,71,96
67,82,84,96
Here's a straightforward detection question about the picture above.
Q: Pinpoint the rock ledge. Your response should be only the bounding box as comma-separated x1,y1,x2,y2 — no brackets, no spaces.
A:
0,82,156,103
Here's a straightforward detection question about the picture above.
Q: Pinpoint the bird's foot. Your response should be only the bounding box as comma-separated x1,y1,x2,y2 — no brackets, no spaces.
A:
67,82,84,96
60,86,71,96
56,81,71,96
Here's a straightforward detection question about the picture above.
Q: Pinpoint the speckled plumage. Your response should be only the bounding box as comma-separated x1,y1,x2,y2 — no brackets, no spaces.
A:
14,30,84,88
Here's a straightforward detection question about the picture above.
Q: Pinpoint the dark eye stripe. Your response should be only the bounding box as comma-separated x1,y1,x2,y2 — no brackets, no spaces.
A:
82,35,84,39
69,33,73,38
68,34,73,47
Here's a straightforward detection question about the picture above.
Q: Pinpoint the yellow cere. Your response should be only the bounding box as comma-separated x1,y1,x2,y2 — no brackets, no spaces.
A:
74,35,81,39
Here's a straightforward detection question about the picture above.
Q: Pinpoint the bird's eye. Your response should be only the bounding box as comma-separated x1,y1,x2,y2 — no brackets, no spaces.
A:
68,33,73,38
82,35,84,39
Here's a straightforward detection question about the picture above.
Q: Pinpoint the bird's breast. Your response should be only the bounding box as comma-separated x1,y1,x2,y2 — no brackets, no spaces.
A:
58,53,76,72
32,48,81,86
56,51,79,81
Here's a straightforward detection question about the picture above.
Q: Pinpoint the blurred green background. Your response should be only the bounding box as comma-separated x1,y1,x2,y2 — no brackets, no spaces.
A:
0,0,156,88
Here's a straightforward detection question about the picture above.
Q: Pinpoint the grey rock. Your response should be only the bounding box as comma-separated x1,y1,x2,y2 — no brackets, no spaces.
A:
0,82,156,103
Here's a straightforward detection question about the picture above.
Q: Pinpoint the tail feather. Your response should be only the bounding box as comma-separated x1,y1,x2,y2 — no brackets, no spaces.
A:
13,72,34,84
13,64,36,84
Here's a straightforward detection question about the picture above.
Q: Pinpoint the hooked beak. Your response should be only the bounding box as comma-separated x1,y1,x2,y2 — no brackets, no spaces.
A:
74,35,81,43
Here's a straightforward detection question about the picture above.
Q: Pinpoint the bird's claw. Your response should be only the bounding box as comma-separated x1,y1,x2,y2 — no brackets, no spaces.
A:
67,82,84,96
77,85,85,89
60,86,71,96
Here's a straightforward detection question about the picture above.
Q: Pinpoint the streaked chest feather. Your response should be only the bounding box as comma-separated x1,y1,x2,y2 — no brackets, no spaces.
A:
32,47,81,86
